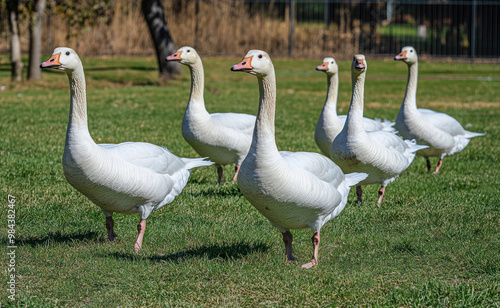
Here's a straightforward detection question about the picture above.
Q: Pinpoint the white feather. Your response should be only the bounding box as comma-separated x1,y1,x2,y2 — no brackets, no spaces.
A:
43,47,213,234
394,46,485,161
233,50,367,236
315,57,395,156
168,47,255,176
330,55,426,194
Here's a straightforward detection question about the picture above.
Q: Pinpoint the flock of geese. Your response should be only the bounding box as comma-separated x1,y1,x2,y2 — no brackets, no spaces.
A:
40,46,484,268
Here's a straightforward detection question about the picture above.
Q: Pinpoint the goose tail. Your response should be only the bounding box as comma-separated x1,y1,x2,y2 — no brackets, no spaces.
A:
373,118,396,132
405,139,429,153
465,131,485,139
344,172,369,187
182,157,214,170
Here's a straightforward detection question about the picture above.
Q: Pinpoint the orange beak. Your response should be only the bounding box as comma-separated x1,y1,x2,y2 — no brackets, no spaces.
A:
354,59,365,70
394,50,407,61
166,50,182,62
231,56,253,72
315,62,328,71
40,52,62,69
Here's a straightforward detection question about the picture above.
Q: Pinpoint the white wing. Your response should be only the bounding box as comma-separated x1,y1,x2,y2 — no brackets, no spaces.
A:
338,115,396,132
210,113,256,134
418,108,469,137
99,142,189,175
280,151,347,187
366,131,409,153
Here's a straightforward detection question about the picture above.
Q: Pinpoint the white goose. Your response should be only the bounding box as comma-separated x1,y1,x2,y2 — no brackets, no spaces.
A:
330,55,427,206
40,47,212,252
166,47,255,184
231,50,367,268
315,57,395,156
395,46,485,173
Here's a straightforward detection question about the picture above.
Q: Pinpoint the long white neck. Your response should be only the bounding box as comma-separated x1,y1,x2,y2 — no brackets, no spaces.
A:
185,60,208,115
251,70,280,155
323,73,339,117
67,66,87,126
401,61,419,113
343,70,367,136
65,65,92,145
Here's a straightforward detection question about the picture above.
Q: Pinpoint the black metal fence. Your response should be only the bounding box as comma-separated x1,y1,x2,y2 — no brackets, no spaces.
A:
246,0,500,59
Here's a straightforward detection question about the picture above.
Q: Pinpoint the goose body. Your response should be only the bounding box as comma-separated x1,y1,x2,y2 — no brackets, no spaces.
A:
167,47,255,183
394,46,485,173
231,50,367,268
315,57,395,156
41,47,212,251
330,55,427,206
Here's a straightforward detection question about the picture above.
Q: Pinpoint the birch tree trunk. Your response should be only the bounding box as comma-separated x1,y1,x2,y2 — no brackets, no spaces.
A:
28,0,46,81
7,0,23,82
141,0,180,82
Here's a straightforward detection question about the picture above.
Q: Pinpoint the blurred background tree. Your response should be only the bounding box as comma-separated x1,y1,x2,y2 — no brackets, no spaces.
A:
6,0,23,81
2,0,179,82
141,0,180,82
27,0,46,80
52,0,113,41
1,0,498,84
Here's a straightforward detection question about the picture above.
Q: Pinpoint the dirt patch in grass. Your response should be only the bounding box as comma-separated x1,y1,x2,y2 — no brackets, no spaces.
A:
423,101,499,109
368,75,500,81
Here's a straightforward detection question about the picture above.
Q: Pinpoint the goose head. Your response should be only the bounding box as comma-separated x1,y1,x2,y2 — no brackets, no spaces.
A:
165,46,200,65
394,46,418,65
351,54,367,76
40,47,81,71
316,57,338,76
230,50,274,77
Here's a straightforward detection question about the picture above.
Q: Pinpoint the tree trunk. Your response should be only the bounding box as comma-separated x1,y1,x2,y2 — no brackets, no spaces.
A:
288,0,295,57
28,0,46,81
7,0,23,82
141,0,180,82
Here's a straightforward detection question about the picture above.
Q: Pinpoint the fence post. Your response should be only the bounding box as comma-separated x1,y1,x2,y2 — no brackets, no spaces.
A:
194,0,199,49
471,0,476,59
289,0,295,57
323,0,329,52
324,0,329,29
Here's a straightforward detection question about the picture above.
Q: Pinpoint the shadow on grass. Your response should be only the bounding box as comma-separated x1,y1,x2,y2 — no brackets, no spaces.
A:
0,64,10,71
87,66,156,72
16,230,102,247
36,66,156,74
105,241,269,264
186,176,218,186
38,66,159,86
187,184,243,198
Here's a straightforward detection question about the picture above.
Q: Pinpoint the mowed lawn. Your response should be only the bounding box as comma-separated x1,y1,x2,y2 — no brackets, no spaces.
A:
0,52,499,307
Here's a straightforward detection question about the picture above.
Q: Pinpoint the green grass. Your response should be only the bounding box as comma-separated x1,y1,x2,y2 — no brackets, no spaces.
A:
1,52,499,307
379,24,421,40
378,23,471,52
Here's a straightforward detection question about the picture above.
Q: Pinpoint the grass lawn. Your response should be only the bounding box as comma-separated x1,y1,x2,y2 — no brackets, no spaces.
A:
0,52,499,307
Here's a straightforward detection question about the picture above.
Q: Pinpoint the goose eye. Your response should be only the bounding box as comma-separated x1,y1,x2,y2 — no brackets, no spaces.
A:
331,61,334,64
66,51,70,56
187,50,190,53
258,54,263,59
410,50,413,53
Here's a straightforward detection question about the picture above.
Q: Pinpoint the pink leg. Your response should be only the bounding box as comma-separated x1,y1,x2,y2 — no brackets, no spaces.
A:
302,231,320,269
282,231,295,261
232,165,240,184
377,186,386,207
426,158,432,172
134,219,146,252
105,216,117,242
433,159,443,174
217,165,223,184
356,186,363,203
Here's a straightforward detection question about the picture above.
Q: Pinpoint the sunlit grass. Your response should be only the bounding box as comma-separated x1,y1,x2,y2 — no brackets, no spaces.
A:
0,53,498,306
